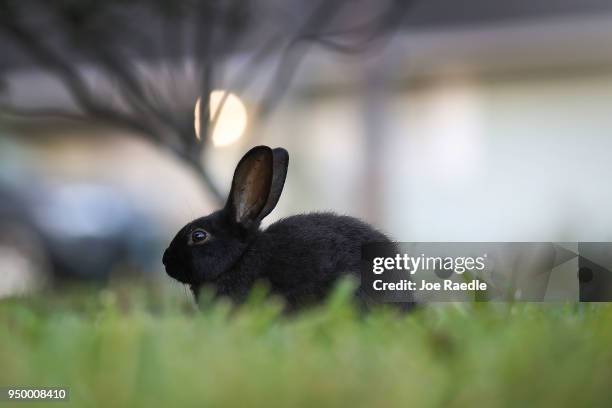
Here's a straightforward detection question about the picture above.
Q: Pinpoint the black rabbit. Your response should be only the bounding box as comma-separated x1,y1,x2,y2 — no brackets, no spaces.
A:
163,145,409,310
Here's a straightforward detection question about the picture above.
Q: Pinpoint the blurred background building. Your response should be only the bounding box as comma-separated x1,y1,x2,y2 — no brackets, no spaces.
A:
2,0,612,296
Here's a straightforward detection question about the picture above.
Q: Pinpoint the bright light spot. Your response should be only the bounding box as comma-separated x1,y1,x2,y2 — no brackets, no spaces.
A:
194,90,248,147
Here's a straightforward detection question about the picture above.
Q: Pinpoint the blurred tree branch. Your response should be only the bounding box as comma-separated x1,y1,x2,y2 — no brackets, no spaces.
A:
0,0,413,204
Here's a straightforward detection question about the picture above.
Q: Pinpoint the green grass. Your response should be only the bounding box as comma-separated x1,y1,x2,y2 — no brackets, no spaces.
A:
1,280,612,408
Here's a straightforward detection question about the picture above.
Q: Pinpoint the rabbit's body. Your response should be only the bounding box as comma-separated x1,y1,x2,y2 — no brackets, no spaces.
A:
163,146,402,310
213,212,390,307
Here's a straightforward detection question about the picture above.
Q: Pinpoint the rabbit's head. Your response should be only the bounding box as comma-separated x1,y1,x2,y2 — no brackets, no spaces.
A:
162,146,289,292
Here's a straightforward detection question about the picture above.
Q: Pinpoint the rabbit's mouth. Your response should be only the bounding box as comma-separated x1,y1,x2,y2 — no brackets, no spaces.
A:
162,248,194,284
164,264,189,283
165,264,197,285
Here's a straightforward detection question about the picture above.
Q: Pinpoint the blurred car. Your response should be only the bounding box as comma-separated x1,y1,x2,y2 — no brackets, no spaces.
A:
0,171,163,292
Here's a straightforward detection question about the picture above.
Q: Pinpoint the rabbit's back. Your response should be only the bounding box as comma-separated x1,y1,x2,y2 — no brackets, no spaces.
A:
265,212,389,247
256,212,390,305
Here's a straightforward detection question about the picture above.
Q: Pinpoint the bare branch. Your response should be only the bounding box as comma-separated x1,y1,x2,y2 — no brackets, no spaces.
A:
257,0,348,117
0,11,162,142
258,0,414,116
186,158,224,204
0,105,89,122
0,0,411,207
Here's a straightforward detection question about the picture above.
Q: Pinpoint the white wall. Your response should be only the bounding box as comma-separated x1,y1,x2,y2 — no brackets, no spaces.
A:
261,71,612,241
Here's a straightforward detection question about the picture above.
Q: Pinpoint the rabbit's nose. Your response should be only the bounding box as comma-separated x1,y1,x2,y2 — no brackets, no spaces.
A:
162,248,170,266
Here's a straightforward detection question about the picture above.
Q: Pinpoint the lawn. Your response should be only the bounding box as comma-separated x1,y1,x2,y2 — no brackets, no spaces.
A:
1,280,611,408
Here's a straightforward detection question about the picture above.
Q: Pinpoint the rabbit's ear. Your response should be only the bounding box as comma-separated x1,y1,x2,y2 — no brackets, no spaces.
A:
257,148,289,221
226,146,274,228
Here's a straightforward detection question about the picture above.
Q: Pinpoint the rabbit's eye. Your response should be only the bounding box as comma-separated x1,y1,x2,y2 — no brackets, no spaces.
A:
189,229,209,245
